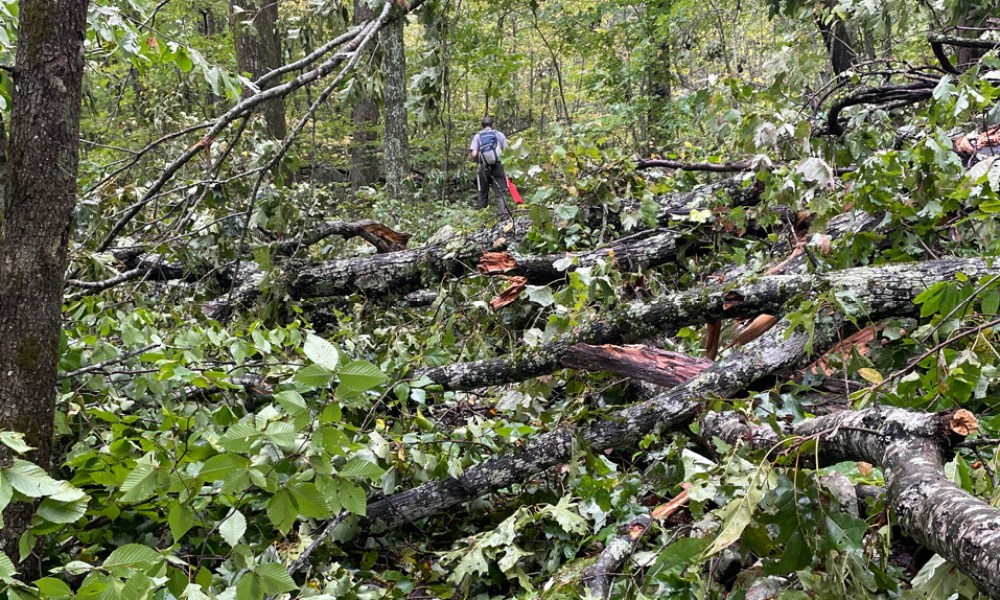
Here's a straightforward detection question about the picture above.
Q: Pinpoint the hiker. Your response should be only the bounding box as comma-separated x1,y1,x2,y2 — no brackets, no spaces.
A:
470,117,511,219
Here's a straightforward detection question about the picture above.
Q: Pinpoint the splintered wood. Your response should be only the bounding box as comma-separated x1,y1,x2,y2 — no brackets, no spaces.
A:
562,344,711,387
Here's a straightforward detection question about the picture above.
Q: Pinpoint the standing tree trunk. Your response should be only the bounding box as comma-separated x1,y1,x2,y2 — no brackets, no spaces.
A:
645,0,672,146
350,0,381,195
816,1,858,76
229,0,287,139
0,0,89,560
382,10,409,201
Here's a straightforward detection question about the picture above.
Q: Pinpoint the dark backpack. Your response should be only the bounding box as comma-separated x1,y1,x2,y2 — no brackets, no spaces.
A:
478,130,499,165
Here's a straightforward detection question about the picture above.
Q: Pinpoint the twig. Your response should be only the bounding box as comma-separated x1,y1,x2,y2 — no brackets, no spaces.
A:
61,343,160,379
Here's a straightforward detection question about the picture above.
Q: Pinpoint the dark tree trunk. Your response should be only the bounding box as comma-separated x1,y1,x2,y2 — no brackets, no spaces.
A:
382,10,409,201
229,0,287,139
0,0,89,559
816,1,858,76
350,0,381,194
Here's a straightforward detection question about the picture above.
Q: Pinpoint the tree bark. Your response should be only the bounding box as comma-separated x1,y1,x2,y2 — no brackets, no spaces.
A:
382,9,409,201
703,408,1000,599
361,312,835,533
229,0,287,139
419,258,999,391
583,515,652,599
0,0,89,559
816,0,858,76
350,0,381,195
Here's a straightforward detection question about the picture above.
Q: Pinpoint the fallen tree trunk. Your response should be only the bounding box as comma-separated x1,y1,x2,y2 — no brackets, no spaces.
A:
583,514,652,599
418,258,1000,391
702,408,1000,599
358,312,841,534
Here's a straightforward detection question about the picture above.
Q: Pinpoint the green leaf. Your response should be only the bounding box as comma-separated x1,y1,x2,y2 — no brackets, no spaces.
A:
337,360,387,392
294,364,335,388
37,497,88,524
273,390,307,415
220,509,247,547
338,482,367,516
703,464,772,558
267,489,297,533
120,458,158,503
290,483,331,519
35,576,73,598
0,551,15,583
0,432,32,454
542,496,588,534
199,454,250,483
255,563,297,594
168,502,195,542
339,458,385,480
103,544,162,577
303,333,340,369
219,422,261,453
236,572,263,600
6,460,85,501
982,289,1000,316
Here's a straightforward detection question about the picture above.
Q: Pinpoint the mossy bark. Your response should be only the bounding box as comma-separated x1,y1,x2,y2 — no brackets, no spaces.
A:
0,0,89,560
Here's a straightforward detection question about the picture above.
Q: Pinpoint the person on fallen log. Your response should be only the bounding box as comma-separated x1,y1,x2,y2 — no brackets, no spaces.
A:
470,116,512,220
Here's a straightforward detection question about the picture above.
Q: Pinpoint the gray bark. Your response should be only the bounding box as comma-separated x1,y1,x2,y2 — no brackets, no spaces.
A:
419,258,1000,391
229,0,287,139
351,295,846,538
350,0,381,194
583,515,652,599
0,0,89,559
703,408,1000,599
382,11,409,201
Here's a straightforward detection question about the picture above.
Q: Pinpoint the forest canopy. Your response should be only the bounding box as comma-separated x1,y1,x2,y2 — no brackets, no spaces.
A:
2,0,1000,599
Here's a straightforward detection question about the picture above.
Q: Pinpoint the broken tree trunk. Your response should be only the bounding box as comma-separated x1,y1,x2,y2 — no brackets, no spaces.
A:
418,258,1000,391
562,344,712,388
702,408,1000,599
349,303,841,536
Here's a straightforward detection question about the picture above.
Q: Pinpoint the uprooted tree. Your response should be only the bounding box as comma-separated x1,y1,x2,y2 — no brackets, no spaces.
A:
5,0,1000,599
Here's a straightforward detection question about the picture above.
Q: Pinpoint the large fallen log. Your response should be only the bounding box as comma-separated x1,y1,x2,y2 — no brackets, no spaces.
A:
703,408,1000,599
418,258,1000,391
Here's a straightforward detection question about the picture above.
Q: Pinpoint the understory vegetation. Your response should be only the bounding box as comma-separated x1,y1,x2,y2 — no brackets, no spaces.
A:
2,0,1000,598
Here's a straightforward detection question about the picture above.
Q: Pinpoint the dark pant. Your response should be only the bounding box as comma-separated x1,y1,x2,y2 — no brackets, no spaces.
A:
478,161,511,219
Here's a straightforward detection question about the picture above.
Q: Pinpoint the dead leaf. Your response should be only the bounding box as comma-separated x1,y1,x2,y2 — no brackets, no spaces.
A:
857,462,873,477
704,321,721,361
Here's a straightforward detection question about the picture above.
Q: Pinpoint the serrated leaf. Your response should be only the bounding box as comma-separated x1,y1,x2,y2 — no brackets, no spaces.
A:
37,497,88,524
267,489,297,534
290,483,331,519
35,577,73,598
168,502,195,542
338,482,367,516
199,454,250,483
542,496,588,534
294,364,335,388
273,390,307,415
339,458,385,480
255,563,297,594
303,334,340,369
103,544,162,577
236,572,263,600
220,509,246,547
0,432,32,454
0,551,15,583
218,421,261,453
120,458,158,503
337,360,387,392
6,460,85,501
